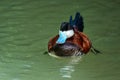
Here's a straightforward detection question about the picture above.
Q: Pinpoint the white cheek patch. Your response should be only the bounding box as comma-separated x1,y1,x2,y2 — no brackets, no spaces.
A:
59,30,74,38
65,30,74,38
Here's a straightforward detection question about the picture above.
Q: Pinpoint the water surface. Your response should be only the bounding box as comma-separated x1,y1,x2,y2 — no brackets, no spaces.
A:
0,0,120,80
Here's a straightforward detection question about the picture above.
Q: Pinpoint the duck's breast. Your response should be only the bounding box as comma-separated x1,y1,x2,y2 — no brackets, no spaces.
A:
53,42,82,56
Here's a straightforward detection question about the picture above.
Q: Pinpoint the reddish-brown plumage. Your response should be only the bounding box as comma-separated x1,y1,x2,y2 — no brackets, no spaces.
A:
48,29,91,55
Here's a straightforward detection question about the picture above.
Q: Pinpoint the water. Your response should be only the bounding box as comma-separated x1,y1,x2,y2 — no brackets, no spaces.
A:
60,56,82,78
0,0,120,80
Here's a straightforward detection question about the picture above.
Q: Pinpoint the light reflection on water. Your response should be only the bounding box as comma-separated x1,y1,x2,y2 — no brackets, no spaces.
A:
60,56,82,78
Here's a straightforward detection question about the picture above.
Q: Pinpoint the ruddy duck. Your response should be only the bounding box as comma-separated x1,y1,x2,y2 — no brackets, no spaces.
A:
48,12,100,57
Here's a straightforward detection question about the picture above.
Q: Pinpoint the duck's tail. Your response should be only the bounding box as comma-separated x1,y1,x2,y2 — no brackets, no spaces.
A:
69,12,84,32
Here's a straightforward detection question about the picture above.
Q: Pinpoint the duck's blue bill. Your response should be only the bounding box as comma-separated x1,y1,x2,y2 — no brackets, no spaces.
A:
56,31,67,44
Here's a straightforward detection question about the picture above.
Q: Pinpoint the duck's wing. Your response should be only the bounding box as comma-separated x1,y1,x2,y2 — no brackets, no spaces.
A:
78,32,92,53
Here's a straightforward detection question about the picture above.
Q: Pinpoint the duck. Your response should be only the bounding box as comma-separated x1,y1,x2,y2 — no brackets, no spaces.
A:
48,12,100,57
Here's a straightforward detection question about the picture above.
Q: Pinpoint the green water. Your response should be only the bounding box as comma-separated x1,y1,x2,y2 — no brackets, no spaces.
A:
0,0,120,80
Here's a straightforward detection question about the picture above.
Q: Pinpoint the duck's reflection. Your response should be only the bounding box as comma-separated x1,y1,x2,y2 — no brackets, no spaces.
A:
60,56,82,78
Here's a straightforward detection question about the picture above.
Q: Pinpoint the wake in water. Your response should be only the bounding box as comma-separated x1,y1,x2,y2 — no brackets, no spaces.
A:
59,56,82,78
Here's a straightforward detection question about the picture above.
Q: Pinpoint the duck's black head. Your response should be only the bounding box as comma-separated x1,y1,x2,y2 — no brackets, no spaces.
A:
60,22,73,31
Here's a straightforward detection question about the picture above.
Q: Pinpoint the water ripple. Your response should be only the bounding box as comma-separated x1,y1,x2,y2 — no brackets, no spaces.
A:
60,56,82,78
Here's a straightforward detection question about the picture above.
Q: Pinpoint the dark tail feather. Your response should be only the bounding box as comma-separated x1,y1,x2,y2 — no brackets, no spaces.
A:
69,16,73,27
69,12,84,32
75,12,84,32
